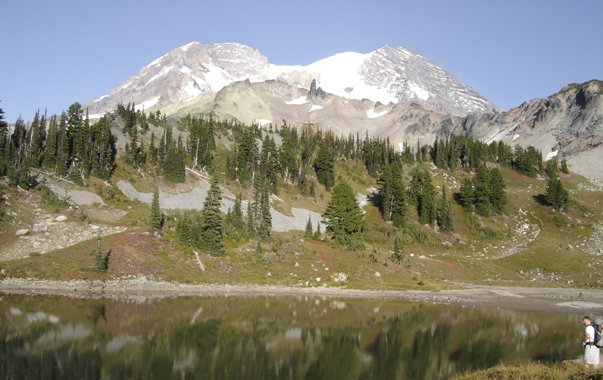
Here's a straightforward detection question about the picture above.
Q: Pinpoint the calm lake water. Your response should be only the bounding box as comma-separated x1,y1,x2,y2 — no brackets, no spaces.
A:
0,294,584,379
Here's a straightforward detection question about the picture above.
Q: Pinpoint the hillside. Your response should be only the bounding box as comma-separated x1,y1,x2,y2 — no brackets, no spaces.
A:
0,114,601,291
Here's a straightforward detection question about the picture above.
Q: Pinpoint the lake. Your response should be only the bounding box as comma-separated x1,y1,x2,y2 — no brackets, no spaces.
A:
0,294,584,379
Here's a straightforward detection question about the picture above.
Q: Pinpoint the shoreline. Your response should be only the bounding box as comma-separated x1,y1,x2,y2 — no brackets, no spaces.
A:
1,277,603,314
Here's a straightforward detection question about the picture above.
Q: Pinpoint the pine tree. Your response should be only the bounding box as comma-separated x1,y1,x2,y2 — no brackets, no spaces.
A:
150,187,163,232
473,165,491,217
258,178,272,239
489,168,507,214
545,177,569,211
458,178,474,211
200,174,224,255
94,233,107,271
391,235,404,265
322,179,365,245
561,159,569,174
305,216,313,238
437,185,454,233
408,167,436,225
314,143,335,190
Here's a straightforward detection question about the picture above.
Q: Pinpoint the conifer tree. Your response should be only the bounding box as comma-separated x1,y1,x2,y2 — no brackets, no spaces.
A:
94,233,107,271
458,178,474,211
322,179,365,245
391,235,404,265
258,178,272,239
305,216,313,238
545,177,569,211
314,143,335,190
489,168,507,214
561,159,569,174
314,221,321,240
436,185,454,233
473,165,491,216
150,187,163,232
408,167,436,225
200,174,224,255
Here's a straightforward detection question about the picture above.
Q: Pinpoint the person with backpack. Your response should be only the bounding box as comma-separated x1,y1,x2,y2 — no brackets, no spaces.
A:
582,316,600,368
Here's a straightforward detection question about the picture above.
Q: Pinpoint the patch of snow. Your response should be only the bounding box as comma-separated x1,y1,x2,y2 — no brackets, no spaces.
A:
145,65,174,86
303,51,398,104
119,81,132,91
182,80,202,98
545,150,559,161
254,119,272,127
179,66,193,75
513,134,520,142
309,104,323,112
147,55,166,67
88,113,104,120
135,96,160,111
285,96,308,105
94,94,109,103
180,42,197,52
367,109,389,118
408,81,430,100
203,64,236,92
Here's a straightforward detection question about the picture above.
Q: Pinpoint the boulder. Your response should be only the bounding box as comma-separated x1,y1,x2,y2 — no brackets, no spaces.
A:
16,229,29,236
55,215,67,222
32,223,48,232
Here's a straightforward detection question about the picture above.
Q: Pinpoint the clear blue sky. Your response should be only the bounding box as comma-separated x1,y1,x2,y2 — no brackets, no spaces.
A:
1,0,601,122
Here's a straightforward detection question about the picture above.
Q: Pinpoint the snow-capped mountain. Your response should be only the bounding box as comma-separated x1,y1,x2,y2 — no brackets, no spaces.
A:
86,42,498,118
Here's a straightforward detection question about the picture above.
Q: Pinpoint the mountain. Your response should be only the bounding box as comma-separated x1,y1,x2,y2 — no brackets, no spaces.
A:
450,80,603,184
85,42,499,118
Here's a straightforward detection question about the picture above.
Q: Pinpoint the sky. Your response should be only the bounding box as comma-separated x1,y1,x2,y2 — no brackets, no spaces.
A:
1,0,602,122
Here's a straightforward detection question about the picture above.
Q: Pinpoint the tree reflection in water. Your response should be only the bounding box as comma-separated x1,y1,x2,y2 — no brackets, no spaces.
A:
0,295,582,379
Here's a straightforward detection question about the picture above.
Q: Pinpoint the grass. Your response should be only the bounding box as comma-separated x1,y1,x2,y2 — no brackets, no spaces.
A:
451,361,603,380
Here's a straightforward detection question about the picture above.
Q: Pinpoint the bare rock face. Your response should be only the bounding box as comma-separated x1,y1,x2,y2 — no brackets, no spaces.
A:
449,80,603,182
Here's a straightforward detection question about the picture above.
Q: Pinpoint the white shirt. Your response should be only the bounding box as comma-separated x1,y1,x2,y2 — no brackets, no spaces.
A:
586,325,595,343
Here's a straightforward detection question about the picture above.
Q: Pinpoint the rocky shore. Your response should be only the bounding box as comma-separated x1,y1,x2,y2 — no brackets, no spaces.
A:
2,277,602,314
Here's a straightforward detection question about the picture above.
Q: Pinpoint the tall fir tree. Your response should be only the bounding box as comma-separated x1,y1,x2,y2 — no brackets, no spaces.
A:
150,187,163,232
322,179,365,245
489,168,507,214
473,165,491,217
200,174,224,255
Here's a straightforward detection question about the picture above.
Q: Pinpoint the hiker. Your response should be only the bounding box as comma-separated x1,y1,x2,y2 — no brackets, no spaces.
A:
582,316,600,368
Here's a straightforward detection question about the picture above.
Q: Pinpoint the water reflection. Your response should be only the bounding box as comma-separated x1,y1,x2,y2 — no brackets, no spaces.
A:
0,294,583,379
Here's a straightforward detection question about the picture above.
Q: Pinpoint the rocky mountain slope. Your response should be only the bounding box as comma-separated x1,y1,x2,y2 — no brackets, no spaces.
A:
450,80,603,185
85,42,498,118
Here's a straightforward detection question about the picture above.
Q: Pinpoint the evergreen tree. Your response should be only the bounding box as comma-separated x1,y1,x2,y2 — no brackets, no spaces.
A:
150,187,163,232
231,193,244,232
322,179,365,245
43,115,58,170
545,177,569,211
314,143,335,190
258,178,272,239
473,165,491,217
391,235,404,265
305,216,313,238
489,168,507,214
561,159,569,174
436,185,454,233
199,174,224,255
94,233,107,272
458,178,474,211
408,167,436,225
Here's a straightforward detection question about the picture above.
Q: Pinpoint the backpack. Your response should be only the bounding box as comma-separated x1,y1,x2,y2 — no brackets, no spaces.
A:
595,319,603,348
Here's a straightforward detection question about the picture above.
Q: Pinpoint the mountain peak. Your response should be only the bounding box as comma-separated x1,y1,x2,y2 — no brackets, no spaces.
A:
85,42,498,118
